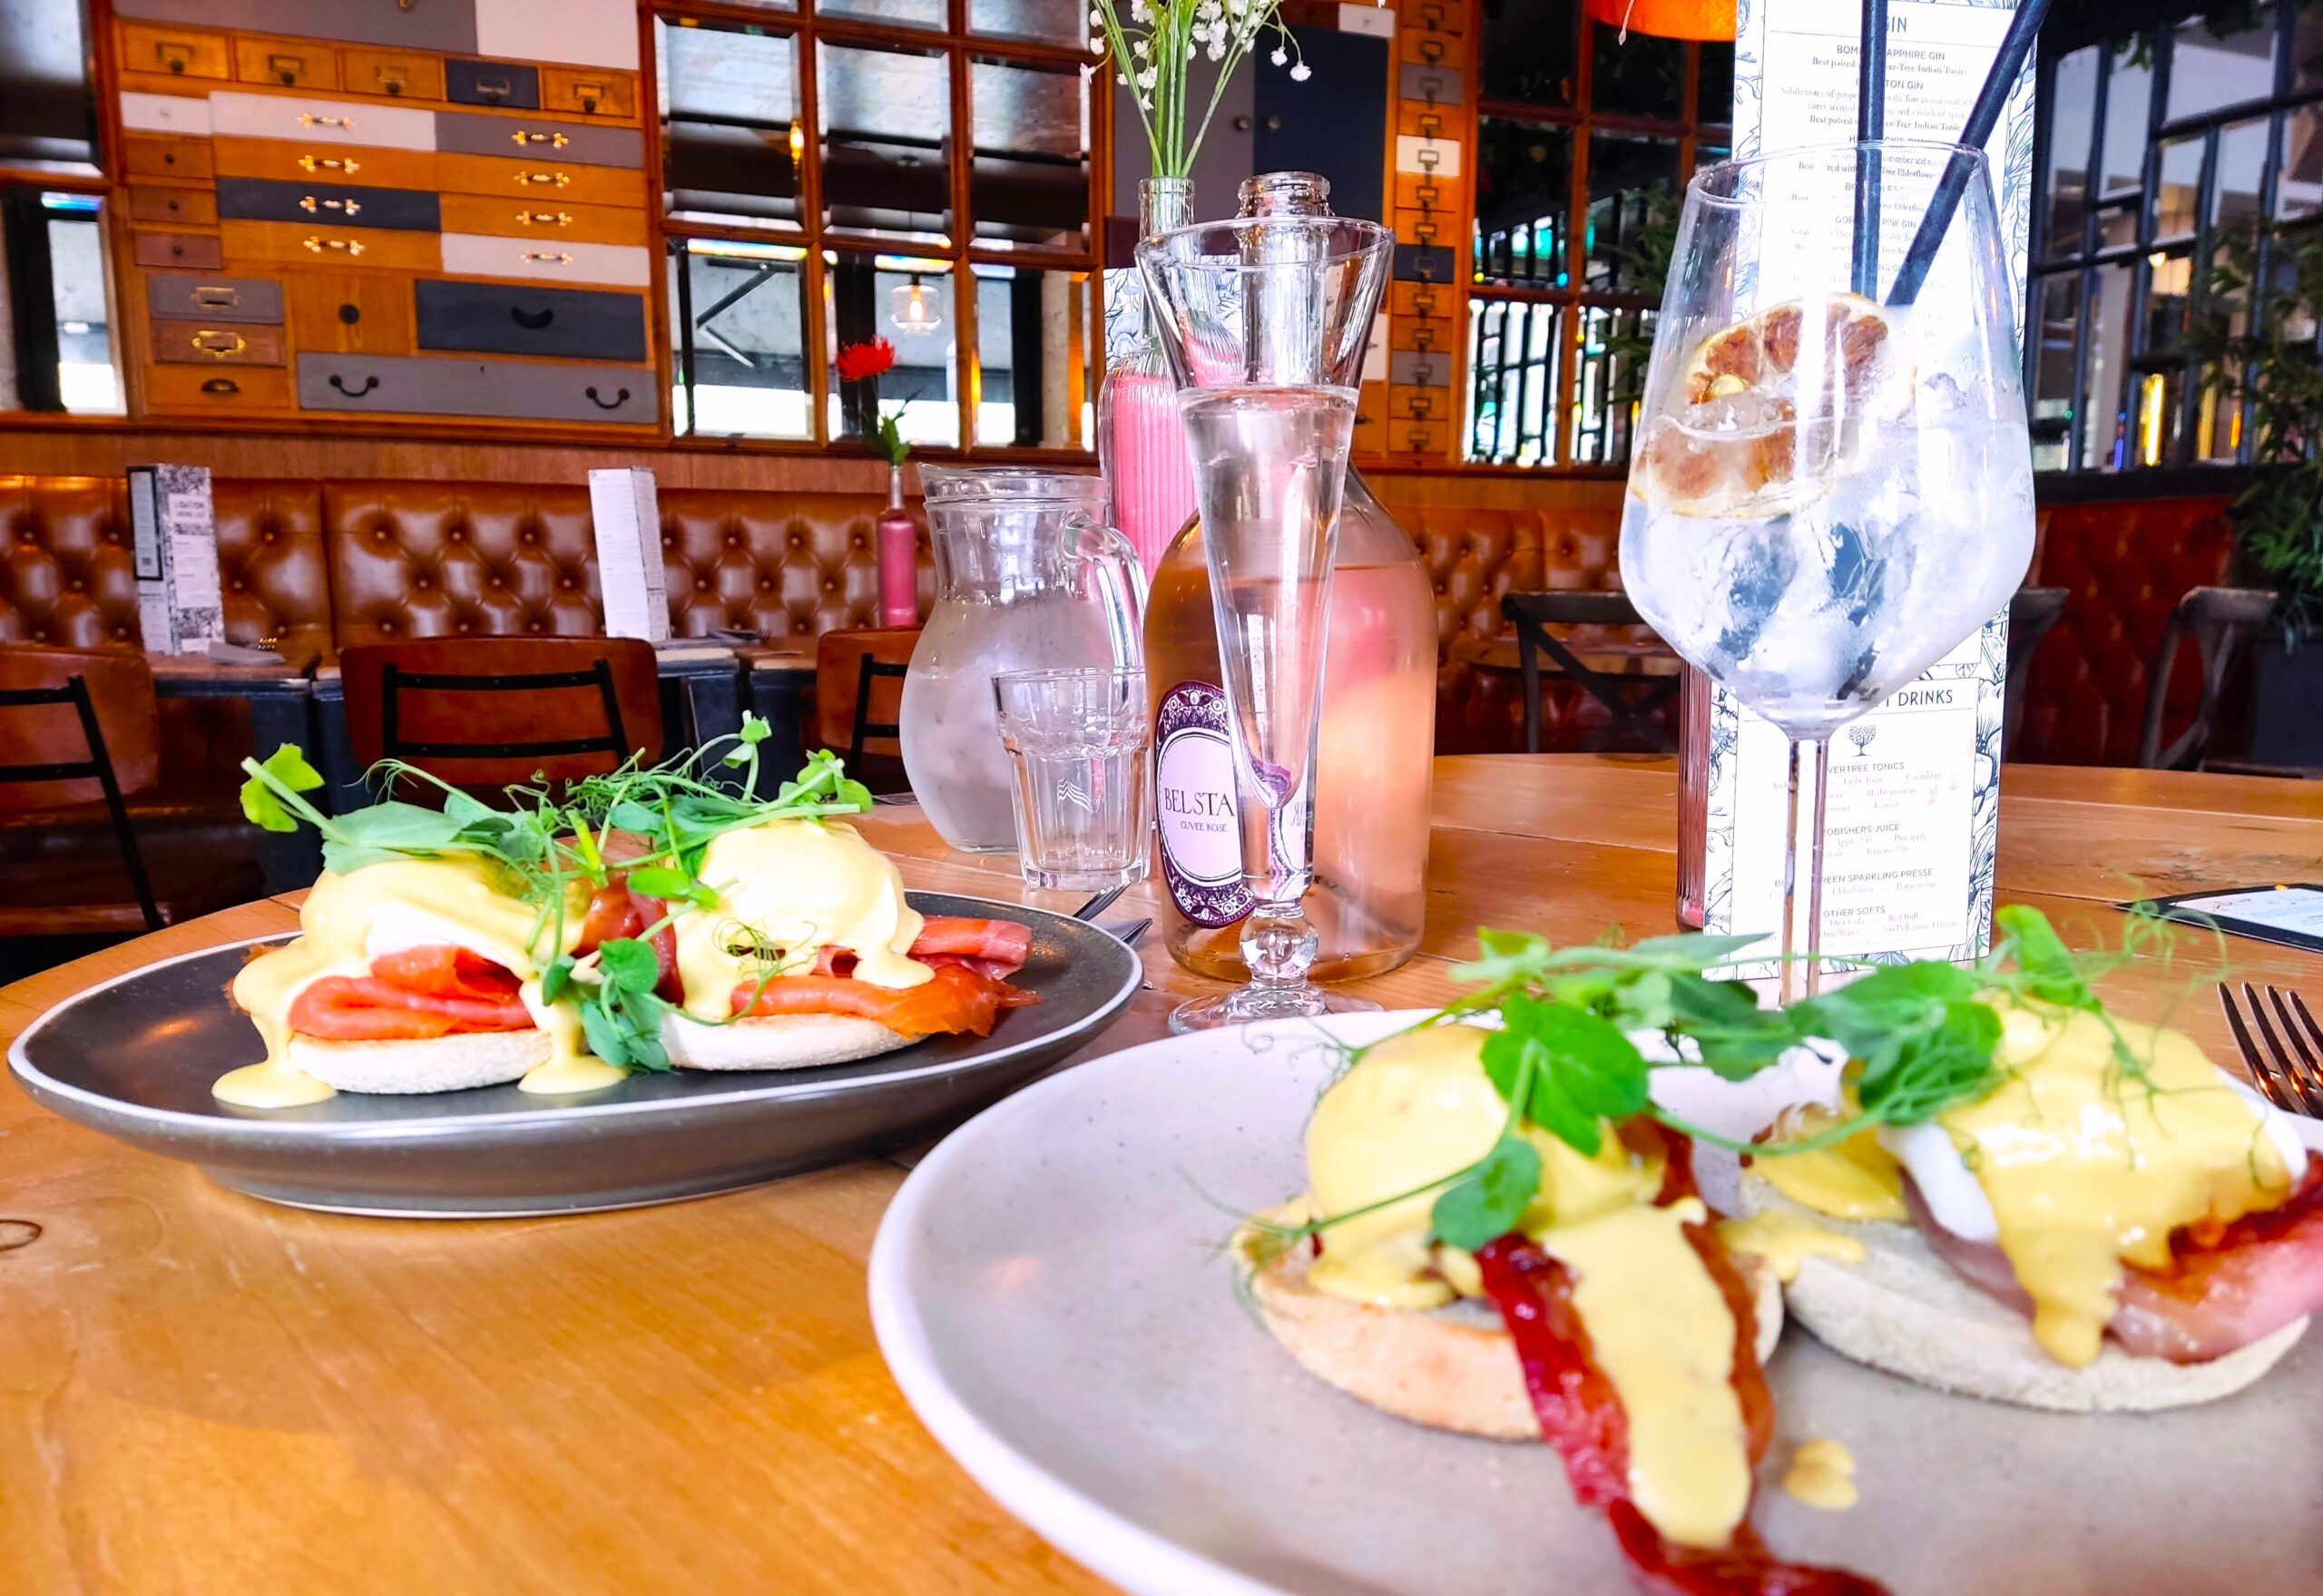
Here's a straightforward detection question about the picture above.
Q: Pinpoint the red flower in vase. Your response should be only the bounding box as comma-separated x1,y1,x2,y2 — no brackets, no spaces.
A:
835,338,897,383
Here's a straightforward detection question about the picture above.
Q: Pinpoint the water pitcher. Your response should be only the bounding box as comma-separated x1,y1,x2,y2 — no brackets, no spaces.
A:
900,469,1147,853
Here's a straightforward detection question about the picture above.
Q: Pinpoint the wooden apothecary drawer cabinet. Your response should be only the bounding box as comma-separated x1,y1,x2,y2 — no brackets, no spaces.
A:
108,0,654,434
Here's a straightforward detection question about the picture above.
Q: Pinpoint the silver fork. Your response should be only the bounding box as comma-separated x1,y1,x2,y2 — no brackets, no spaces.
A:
2217,983,2323,1119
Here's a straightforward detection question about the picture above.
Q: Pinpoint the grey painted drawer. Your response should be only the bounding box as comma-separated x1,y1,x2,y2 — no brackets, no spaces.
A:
113,0,476,53
446,59,540,110
414,280,647,362
147,274,283,325
217,178,440,231
434,111,642,169
297,353,659,425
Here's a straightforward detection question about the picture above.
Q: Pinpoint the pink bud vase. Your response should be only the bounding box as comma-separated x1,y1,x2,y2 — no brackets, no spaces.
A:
877,464,922,627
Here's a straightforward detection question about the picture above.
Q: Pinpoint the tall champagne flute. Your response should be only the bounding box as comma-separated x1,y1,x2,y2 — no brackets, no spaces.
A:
1622,140,2034,998
1137,204,1393,1033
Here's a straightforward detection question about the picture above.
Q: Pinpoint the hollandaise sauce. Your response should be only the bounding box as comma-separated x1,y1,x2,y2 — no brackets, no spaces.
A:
220,858,613,1104
1748,1112,1906,1222
1780,1440,1857,1512
1938,1004,2291,1367
1718,1209,1867,1284
1297,1026,1750,1551
671,819,930,1021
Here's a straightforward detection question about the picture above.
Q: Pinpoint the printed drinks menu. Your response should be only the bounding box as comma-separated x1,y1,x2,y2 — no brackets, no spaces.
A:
1703,0,2035,974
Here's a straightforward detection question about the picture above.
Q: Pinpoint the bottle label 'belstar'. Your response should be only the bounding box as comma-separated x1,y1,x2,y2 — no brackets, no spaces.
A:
1154,681,1251,928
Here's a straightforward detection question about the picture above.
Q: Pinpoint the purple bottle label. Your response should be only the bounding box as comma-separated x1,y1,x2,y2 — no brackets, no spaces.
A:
1154,681,1251,929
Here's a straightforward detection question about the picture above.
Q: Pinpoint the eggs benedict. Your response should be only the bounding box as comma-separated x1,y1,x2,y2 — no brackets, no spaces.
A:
1241,1024,1882,1595
1740,1001,2323,1411
652,816,1036,1071
221,857,613,1104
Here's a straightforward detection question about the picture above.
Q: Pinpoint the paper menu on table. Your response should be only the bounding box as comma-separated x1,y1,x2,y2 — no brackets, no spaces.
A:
1700,0,2034,975
126,465,226,655
588,467,671,643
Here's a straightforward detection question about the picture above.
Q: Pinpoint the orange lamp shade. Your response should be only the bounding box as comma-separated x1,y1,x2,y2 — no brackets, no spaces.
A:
1584,0,1738,43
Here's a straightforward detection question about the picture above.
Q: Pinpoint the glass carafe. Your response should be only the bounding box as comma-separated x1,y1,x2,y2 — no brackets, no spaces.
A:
899,469,1147,854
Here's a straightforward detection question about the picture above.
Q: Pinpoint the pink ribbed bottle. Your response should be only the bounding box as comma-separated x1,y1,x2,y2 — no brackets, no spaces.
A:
1098,177,1198,580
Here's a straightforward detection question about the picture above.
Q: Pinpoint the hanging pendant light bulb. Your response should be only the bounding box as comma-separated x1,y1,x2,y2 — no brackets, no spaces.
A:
890,272,943,337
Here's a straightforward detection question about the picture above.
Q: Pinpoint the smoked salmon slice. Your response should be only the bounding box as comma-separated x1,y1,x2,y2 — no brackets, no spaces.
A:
289,947,534,1041
729,962,1037,1040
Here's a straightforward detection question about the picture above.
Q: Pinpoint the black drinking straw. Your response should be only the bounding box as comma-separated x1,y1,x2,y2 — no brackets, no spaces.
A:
1852,0,1888,299
1884,0,2053,308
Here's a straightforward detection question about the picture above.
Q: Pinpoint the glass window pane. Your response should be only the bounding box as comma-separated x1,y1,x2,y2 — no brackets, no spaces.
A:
2029,272,2079,471
2043,46,2098,260
971,55,1089,250
1591,22,1684,121
669,240,811,439
659,19,802,228
1572,305,1649,465
821,44,952,242
0,0,98,174
1480,0,1579,109
1465,298,1560,466
2130,367,2180,467
1473,119,1572,288
2212,116,2269,230
2144,249,2191,357
2098,46,2151,199
819,0,945,31
2,194,119,414
2297,5,2323,95
2153,135,2201,241
2281,103,2323,220
1584,132,1678,291
2165,14,2275,120
1698,43,1734,124
974,265,1093,448
2097,204,2138,249
826,251,957,447
972,0,1086,45
2082,260,2133,471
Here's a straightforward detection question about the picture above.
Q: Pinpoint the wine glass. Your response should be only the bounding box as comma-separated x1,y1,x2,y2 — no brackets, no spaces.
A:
1136,205,1393,1033
1621,140,2034,998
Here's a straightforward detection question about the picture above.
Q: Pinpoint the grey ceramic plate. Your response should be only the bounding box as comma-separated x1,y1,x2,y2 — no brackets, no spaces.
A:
9,893,1140,1218
870,1012,2323,1596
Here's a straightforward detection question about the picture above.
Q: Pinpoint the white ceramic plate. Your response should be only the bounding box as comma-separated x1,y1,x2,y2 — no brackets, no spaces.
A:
870,1012,2323,1596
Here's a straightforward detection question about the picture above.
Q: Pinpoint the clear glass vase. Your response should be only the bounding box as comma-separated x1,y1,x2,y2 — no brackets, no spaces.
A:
1098,177,1199,582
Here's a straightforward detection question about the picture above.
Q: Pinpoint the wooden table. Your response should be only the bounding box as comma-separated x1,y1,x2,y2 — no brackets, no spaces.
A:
4,759,2318,1594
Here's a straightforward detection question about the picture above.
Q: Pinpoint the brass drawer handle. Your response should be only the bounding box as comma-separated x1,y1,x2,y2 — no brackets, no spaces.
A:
572,82,609,112
191,329,247,358
513,130,571,148
299,113,355,129
298,154,360,173
516,211,571,227
515,170,570,187
521,250,573,264
269,54,310,84
191,286,240,308
303,236,367,256
299,195,362,215
155,43,196,73
201,377,241,396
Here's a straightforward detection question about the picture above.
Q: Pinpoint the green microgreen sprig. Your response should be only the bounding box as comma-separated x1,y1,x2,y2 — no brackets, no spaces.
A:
1241,906,2153,1272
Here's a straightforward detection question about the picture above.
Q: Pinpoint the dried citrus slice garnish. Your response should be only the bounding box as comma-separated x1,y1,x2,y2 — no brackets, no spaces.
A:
1635,294,1897,518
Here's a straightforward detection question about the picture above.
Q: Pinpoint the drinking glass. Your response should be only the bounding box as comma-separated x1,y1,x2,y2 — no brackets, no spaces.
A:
1137,205,1393,1033
1622,140,2035,998
993,668,1153,892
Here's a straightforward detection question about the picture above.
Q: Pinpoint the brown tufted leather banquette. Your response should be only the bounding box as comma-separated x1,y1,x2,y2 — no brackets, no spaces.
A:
1382,496,1629,752
659,489,935,641
325,481,604,647
2019,495,2236,766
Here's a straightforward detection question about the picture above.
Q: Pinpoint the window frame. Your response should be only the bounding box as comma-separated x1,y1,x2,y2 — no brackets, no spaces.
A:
2028,3,2323,475
1463,13,1727,473
653,0,1103,455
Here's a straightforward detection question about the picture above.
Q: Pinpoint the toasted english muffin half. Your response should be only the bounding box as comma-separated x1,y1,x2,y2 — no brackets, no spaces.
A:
284,1031,549,1095
1733,1178,2307,1413
1240,1202,1782,1441
659,1013,918,1072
